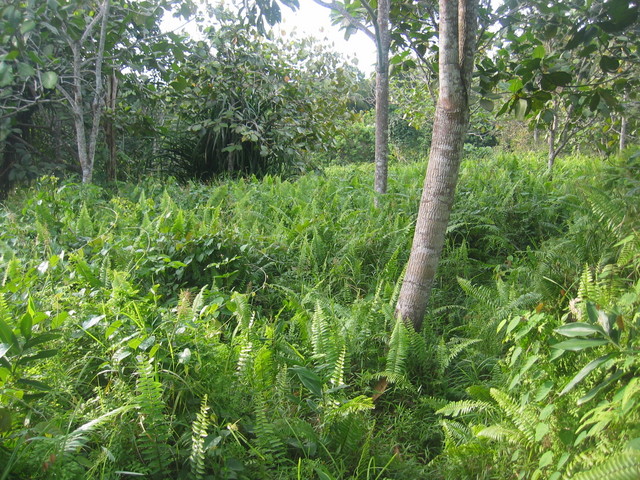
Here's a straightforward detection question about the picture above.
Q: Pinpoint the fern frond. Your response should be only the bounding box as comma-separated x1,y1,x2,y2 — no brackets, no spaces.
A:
578,264,596,301
572,450,640,480
325,395,374,420
60,406,131,453
476,424,524,445
136,358,170,477
437,337,481,373
458,277,501,309
310,302,340,365
489,388,536,447
329,345,347,388
236,339,253,378
253,394,285,459
441,419,474,447
190,395,210,480
436,400,493,418
384,317,410,382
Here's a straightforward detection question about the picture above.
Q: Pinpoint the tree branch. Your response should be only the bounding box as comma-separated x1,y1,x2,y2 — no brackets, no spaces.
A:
311,0,376,42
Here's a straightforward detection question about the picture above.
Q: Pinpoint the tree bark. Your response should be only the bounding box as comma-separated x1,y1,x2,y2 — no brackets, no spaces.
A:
620,89,629,152
311,0,390,204
547,110,558,171
373,0,390,204
64,0,110,184
105,69,118,182
394,0,478,331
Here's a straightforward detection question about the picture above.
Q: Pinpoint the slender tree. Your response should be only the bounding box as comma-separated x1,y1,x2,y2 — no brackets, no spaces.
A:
395,0,478,330
311,0,390,202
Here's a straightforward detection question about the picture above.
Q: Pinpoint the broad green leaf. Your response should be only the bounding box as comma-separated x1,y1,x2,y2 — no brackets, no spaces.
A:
560,354,615,395
586,302,599,323
508,78,523,93
19,313,32,339
0,343,10,359
42,71,58,89
515,98,528,120
0,62,14,87
535,381,554,402
535,422,550,442
24,332,61,350
82,314,105,329
16,349,58,365
479,98,494,112
291,365,323,397
544,71,572,87
551,338,608,351
577,370,624,405
178,347,191,364
17,62,35,78
138,335,156,351
16,378,52,391
554,322,605,337
539,451,554,468
20,20,36,34
532,44,545,59
0,407,11,432
0,318,18,350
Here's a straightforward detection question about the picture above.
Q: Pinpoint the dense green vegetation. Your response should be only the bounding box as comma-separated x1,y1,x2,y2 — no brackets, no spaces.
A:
1,149,638,479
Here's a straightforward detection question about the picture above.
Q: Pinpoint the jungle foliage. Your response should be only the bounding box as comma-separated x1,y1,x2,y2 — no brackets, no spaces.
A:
1,149,639,479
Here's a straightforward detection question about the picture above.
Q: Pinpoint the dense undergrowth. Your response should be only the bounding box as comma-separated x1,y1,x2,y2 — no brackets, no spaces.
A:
0,150,639,479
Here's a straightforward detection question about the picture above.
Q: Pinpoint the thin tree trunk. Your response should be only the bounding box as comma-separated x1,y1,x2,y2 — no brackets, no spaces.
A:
374,0,390,204
620,90,629,152
66,0,110,184
105,69,118,182
547,110,558,171
395,0,478,330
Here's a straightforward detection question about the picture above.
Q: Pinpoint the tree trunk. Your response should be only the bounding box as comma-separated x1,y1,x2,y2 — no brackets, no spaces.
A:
547,110,558,171
395,0,478,331
65,0,110,184
620,90,629,152
105,69,118,182
374,0,390,204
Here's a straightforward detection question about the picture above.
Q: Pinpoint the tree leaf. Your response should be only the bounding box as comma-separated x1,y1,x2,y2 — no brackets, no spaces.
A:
551,339,609,351
544,71,572,87
599,55,620,73
290,366,323,397
560,353,616,396
479,98,494,112
0,62,14,87
82,314,105,329
42,71,58,89
554,322,606,337
532,44,545,59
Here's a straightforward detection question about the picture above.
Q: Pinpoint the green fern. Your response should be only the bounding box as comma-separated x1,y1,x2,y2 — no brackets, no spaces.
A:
571,450,640,480
329,345,347,388
76,203,94,237
253,394,285,460
190,395,210,480
440,419,474,448
310,302,340,365
384,317,410,383
489,388,537,447
436,337,481,376
436,400,493,418
136,358,170,478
